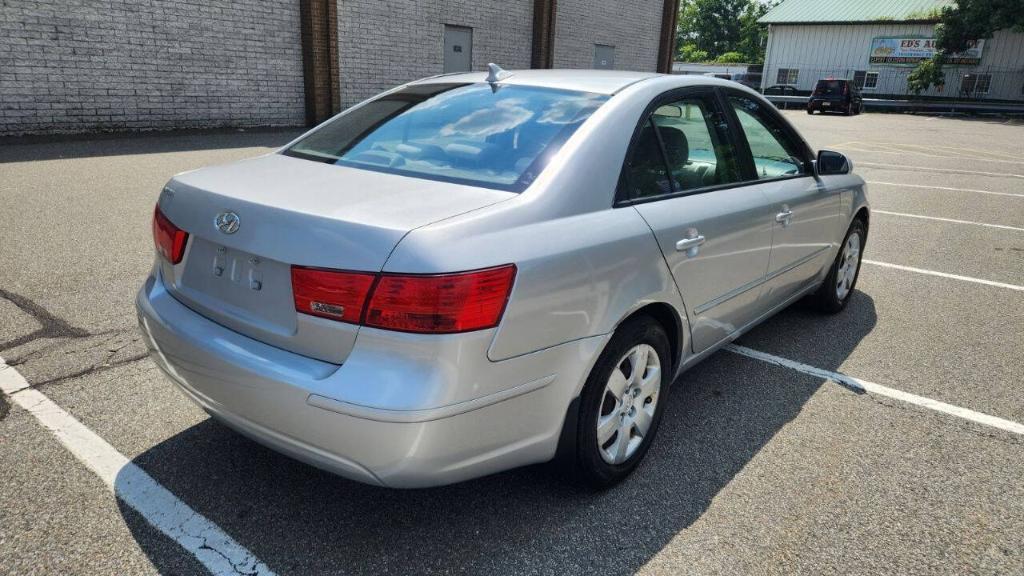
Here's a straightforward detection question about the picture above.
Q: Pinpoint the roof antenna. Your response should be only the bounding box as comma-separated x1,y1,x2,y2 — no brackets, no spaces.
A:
486,63,512,88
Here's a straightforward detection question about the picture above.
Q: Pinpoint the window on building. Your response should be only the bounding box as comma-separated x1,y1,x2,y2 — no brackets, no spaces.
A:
976,74,992,94
776,68,799,85
960,73,992,96
853,71,879,90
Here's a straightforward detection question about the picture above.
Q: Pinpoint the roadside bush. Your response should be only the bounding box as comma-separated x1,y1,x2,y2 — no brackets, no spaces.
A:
715,51,746,63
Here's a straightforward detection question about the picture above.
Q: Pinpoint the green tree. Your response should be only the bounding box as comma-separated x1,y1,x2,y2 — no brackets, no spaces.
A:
676,0,776,62
676,0,747,59
908,0,1024,93
907,57,947,95
737,1,773,62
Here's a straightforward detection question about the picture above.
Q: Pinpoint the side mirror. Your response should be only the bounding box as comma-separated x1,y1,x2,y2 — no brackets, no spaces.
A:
654,104,684,118
816,150,851,175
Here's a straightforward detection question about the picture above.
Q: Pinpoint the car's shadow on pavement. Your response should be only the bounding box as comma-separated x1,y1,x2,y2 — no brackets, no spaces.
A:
117,291,877,575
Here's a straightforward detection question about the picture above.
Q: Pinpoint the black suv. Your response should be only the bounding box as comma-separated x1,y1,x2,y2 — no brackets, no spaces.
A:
807,79,863,115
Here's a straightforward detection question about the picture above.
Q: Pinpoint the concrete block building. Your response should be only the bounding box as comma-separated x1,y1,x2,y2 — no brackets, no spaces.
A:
759,0,1024,101
0,0,679,136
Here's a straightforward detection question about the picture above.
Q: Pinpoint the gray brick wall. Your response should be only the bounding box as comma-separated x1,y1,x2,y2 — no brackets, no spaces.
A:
552,0,662,71
337,0,533,108
0,0,306,136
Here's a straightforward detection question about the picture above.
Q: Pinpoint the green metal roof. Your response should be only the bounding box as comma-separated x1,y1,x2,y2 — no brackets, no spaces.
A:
759,0,954,24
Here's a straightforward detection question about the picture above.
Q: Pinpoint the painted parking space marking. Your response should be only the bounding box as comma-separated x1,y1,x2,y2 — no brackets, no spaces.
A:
863,260,1024,292
839,146,1024,166
726,345,1024,437
925,143,1024,162
865,181,1024,199
859,162,1024,180
873,210,1024,232
0,358,276,576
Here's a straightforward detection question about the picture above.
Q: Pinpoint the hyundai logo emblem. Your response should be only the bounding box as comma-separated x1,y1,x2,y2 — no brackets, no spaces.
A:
214,211,240,234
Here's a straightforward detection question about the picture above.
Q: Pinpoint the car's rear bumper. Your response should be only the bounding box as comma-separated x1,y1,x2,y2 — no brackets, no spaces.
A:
136,269,607,488
807,98,846,111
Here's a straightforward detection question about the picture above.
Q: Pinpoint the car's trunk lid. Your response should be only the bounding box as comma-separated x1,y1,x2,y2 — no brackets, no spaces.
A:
157,153,513,364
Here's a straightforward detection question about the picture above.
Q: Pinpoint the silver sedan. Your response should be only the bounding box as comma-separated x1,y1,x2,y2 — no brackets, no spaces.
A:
137,68,868,488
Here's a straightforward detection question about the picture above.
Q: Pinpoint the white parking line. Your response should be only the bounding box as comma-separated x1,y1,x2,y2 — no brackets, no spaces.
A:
873,210,1024,232
859,162,1024,180
0,359,276,576
866,181,1024,199
839,145,1024,166
725,345,1024,437
863,260,1024,292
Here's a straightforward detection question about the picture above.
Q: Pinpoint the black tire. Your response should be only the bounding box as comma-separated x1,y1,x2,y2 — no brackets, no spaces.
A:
813,218,866,313
572,316,671,488
806,108,814,115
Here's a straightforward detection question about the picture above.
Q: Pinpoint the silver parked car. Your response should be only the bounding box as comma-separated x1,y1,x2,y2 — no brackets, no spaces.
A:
138,68,868,488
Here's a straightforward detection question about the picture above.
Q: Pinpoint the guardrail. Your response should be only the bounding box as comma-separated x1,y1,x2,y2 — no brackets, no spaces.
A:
765,95,1024,114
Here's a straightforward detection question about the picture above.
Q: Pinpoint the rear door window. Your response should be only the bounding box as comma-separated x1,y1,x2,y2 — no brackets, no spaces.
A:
624,93,741,200
650,97,742,193
284,83,608,192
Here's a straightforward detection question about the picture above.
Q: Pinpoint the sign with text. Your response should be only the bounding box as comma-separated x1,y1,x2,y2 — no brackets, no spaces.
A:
868,37,984,66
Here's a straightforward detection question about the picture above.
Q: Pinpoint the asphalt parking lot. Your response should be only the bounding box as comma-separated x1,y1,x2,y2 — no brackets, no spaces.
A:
2,111,1023,575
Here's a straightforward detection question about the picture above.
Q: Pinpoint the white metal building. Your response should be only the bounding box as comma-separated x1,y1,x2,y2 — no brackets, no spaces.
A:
760,0,1024,101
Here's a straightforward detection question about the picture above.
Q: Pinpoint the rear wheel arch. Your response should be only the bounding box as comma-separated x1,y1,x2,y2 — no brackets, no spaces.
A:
614,302,684,376
854,206,869,228
553,300,685,468
853,206,870,244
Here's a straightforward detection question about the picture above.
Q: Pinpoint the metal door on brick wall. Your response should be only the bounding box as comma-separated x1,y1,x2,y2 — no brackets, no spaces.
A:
444,25,473,73
594,44,615,69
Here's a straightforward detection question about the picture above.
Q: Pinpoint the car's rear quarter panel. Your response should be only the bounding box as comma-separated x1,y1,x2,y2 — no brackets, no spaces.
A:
387,205,685,362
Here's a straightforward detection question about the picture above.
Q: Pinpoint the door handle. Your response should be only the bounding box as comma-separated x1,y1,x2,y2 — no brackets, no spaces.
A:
776,207,793,227
675,234,706,255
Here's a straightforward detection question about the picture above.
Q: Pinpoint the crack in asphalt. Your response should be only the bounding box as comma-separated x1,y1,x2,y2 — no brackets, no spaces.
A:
0,289,151,390
32,353,150,389
0,288,90,350
197,535,263,576
4,327,121,367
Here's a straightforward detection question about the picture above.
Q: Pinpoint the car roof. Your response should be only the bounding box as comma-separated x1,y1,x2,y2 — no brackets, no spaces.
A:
409,69,664,95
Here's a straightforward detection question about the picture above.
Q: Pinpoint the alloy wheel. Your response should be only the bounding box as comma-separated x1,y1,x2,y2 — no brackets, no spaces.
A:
597,344,661,465
836,231,861,301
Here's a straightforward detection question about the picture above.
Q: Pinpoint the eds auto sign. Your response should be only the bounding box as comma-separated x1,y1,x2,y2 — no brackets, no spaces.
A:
869,37,984,66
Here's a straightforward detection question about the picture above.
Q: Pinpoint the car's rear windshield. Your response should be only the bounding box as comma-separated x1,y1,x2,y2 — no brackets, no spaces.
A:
815,80,844,95
283,83,608,192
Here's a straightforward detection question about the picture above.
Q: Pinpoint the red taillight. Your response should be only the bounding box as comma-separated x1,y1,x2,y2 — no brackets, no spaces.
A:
290,264,517,333
366,265,516,333
291,267,376,324
152,205,188,264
